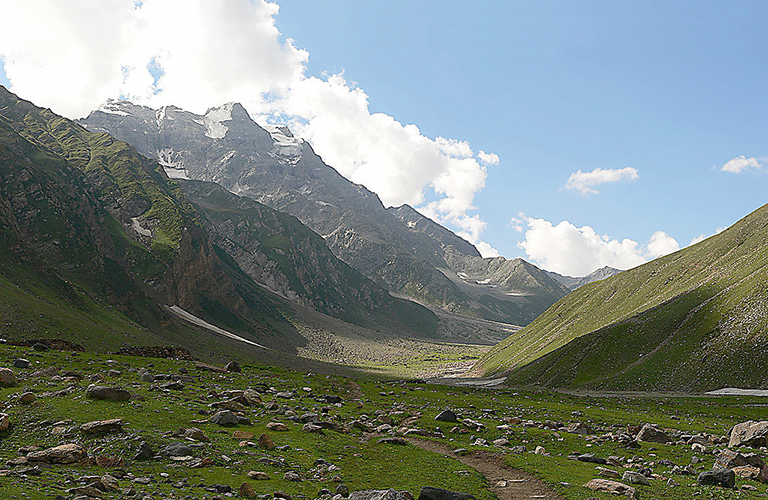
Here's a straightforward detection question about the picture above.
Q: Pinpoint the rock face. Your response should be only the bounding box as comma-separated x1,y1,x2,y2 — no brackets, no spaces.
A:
27,444,87,464
698,469,736,488
715,449,765,469
729,421,768,448
636,424,672,444
80,101,568,327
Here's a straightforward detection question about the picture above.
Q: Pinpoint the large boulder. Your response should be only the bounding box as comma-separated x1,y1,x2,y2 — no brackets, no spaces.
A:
350,490,408,500
80,418,123,435
729,421,768,448
0,413,9,432
210,410,239,426
161,441,195,457
435,410,458,423
85,385,131,402
27,444,87,464
715,449,765,469
636,424,672,444
697,469,735,488
584,479,636,498
418,487,475,500
0,368,15,386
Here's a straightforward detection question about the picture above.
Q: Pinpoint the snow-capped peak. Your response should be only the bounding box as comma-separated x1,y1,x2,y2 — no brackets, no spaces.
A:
203,103,236,139
262,123,303,158
98,99,131,116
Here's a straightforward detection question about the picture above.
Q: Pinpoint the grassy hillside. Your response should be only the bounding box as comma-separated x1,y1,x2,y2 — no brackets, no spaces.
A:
478,202,768,391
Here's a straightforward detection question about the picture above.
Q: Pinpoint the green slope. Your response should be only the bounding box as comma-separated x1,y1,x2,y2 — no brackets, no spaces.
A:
479,201,768,391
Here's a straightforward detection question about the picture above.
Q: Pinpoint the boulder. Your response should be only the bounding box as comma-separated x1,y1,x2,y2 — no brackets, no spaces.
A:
247,471,270,480
729,421,768,448
636,424,671,443
732,465,761,480
715,449,765,469
325,395,342,404
0,368,15,386
622,470,651,485
239,482,256,498
258,433,275,449
27,444,87,464
233,430,255,440
13,359,29,369
417,487,475,500
243,389,262,405
567,422,595,435
0,413,10,432
698,469,735,488
19,392,35,405
583,479,636,498
133,441,154,460
225,361,241,372
210,410,239,426
267,422,289,432
183,427,210,442
85,385,131,402
350,490,408,500
161,441,194,457
80,418,123,435
577,453,607,464
435,410,458,423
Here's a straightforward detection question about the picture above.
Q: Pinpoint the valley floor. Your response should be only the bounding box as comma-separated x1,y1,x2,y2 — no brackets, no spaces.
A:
0,343,765,500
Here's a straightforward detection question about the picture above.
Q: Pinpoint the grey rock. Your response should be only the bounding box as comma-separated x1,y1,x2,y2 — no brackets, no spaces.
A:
210,410,239,426
350,490,408,500
729,421,768,448
0,368,15,386
13,359,29,369
417,487,475,500
435,410,458,423
636,424,671,444
697,469,735,488
27,444,87,464
622,470,651,485
85,385,131,402
134,441,153,460
161,441,194,457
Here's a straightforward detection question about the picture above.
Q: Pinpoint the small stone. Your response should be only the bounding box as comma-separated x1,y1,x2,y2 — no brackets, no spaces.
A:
258,433,275,449
266,422,289,431
336,485,350,498
13,359,29,369
284,471,301,482
247,471,270,480
184,427,210,442
80,418,123,435
233,430,255,440
0,368,15,386
19,392,35,405
240,482,256,498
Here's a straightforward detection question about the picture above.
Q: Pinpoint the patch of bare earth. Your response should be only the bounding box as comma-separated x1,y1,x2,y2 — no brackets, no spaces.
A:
408,438,565,500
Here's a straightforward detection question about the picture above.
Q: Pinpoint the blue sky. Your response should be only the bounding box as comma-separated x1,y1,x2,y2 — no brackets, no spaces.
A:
1,1,766,275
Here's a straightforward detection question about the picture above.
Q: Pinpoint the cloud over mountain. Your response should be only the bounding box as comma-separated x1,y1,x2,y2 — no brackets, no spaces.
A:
0,0,495,252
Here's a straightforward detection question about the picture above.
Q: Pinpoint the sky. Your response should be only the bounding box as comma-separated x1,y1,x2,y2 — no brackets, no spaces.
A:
0,0,766,276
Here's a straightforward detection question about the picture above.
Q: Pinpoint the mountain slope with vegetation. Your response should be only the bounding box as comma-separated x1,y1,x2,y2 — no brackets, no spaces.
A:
478,202,768,391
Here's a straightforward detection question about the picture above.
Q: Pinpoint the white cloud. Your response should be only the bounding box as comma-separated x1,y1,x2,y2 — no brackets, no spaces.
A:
0,0,496,248
565,167,639,195
478,151,500,166
721,155,763,174
518,216,679,276
689,227,724,245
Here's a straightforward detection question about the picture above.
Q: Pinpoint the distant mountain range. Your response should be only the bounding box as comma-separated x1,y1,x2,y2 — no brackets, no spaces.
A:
545,266,622,290
80,99,569,326
478,203,768,392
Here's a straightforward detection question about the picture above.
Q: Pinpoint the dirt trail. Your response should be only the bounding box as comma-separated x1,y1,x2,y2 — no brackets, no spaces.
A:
408,438,565,500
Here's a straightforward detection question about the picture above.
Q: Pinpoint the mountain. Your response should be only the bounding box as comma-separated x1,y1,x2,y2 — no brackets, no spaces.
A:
546,266,622,290
0,86,439,359
478,202,768,392
80,100,565,326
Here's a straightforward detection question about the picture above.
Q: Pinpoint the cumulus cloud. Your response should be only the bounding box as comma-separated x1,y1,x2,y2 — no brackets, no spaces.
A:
689,227,724,245
518,216,679,276
565,167,639,195
0,0,496,247
721,155,764,174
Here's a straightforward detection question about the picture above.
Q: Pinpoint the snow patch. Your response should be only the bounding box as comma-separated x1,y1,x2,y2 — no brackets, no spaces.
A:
476,279,491,285
157,148,190,179
167,306,267,349
203,103,235,139
407,220,417,229
131,217,152,237
263,123,303,157
457,272,468,280
316,201,333,207
98,99,129,116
